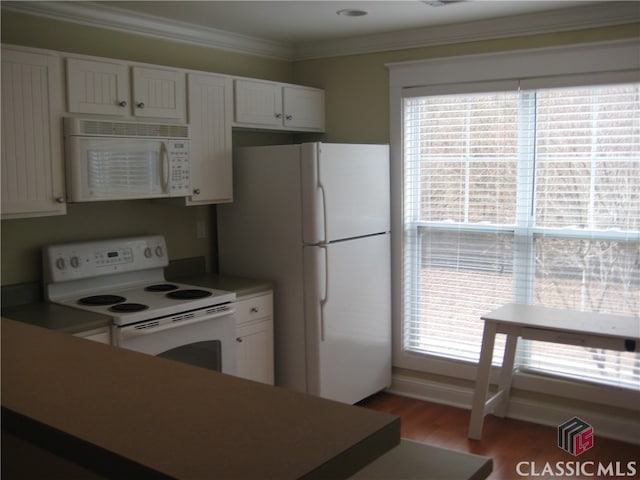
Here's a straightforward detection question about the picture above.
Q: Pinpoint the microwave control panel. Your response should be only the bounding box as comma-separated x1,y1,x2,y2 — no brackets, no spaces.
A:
166,140,191,196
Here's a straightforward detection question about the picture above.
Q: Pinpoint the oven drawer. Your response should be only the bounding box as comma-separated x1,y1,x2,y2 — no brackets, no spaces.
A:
235,292,273,326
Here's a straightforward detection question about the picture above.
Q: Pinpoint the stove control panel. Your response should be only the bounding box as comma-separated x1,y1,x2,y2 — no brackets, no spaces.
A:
43,235,168,283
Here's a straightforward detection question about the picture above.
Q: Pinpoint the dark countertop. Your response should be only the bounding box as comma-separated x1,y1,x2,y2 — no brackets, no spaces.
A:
1,319,400,479
1,302,111,335
171,273,274,298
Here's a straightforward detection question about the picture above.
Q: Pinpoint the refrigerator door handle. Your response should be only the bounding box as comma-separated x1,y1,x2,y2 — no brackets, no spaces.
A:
316,152,328,244
318,181,328,244
319,245,329,341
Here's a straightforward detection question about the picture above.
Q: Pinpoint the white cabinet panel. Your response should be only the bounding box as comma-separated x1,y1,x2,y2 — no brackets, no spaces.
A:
234,79,282,127
186,73,233,204
234,292,274,385
233,79,324,132
283,86,325,131
236,320,274,385
66,58,185,120
66,58,129,115
1,48,66,218
132,66,185,120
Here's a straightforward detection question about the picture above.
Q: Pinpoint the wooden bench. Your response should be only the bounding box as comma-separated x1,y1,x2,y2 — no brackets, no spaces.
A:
468,304,639,440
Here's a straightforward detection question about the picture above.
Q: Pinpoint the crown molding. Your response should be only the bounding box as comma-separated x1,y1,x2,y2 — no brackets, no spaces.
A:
1,1,294,61
2,1,637,62
293,2,640,60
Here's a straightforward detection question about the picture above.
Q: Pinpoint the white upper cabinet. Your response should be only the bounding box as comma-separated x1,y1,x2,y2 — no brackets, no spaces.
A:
1,47,66,218
66,58,129,116
132,66,186,120
233,79,324,132
282,85,325,131
186,73,233,205
1,44,325,216
234,79,282,128
66,58,186,121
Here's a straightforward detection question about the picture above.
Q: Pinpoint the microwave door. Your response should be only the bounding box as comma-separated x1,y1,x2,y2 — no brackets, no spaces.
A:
69,137,164,201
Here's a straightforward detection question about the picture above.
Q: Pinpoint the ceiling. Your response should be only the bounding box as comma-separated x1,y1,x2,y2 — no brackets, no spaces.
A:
97,1,589,44
3,1,637,59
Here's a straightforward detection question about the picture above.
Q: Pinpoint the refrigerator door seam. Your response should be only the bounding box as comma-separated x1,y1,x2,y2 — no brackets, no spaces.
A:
303,232,389,247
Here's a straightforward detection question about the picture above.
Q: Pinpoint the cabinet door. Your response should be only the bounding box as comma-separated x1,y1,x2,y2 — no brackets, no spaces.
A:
283,86,325,131
132,66,185,120
234,79,282,127
236,320,275,385
1,48,66,218
66,58,129,115
235,293,274,385
186,73,233,204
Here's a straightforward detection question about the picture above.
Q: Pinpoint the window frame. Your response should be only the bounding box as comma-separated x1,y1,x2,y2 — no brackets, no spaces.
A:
387,39,640,409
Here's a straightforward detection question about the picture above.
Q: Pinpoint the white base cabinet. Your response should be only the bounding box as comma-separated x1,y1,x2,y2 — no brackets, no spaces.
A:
234,291,274,385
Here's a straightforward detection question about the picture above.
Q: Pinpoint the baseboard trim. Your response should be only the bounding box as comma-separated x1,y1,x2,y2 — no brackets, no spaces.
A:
388,373,640,445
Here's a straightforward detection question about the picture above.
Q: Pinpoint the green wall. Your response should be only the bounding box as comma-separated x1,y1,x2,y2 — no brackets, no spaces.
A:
1,8,637,286
293,24,640,143
1,11,293,80
0,11,294,286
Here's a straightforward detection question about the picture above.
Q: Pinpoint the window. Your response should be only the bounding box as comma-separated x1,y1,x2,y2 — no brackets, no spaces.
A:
403,83,640,389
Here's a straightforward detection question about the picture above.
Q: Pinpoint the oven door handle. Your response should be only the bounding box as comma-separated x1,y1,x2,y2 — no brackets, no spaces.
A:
117,309,234,340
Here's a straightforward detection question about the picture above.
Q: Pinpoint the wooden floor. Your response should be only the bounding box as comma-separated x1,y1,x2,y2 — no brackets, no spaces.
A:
358,392,639,480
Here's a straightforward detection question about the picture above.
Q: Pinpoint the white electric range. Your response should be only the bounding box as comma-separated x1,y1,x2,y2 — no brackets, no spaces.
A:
43,235,237,375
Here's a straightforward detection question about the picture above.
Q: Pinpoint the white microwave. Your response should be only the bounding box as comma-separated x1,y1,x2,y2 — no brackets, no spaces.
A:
64,117,191,202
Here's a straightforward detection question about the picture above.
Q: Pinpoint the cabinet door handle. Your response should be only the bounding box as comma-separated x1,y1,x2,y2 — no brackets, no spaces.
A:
285,114,293,120
193,188,201,195
250,307,259,313
275,113,283,119
55,197,65,204
137,102,145,109
119,100,128,108
236,337,243,343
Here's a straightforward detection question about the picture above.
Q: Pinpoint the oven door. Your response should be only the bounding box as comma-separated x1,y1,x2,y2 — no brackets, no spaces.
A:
113,311,236,375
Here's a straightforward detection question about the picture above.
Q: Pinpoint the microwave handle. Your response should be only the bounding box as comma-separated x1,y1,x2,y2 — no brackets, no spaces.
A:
161,142,170,192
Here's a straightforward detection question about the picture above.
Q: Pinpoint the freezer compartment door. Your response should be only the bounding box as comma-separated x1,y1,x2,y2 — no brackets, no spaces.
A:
304,233,391,404
301,143,390,244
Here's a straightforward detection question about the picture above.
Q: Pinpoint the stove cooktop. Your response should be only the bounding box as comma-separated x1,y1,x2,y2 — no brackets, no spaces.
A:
54,282,235,326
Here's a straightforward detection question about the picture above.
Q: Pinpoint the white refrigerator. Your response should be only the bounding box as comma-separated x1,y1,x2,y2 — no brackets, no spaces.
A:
217,142,391,404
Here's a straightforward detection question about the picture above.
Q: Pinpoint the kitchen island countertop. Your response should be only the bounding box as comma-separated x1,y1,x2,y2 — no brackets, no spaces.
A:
1,318,400,479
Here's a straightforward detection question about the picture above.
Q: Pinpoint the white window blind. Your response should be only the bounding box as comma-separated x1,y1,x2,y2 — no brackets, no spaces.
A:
403,83,640,389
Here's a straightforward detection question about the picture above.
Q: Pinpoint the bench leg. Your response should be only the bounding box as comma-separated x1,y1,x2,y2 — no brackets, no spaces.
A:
468,321,497,440
495,333,518,417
